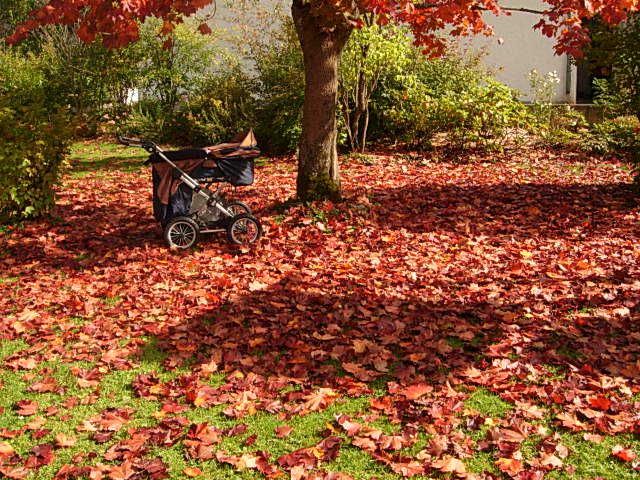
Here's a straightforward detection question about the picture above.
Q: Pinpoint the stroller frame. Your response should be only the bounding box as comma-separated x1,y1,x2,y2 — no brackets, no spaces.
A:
119,136,262,248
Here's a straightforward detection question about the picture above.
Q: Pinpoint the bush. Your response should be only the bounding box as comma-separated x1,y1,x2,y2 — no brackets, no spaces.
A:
383,55,528,150
174,67,257,146
339,24,413,152
124,67,256,146
526,70,588,146
122,99,171,143
37,27,142,137
587,14,640,119
581,116,640,156
0,49,72,222
251,18,305,154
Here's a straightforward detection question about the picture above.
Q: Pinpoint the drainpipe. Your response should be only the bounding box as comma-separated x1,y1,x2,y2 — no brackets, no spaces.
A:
565,55,573,102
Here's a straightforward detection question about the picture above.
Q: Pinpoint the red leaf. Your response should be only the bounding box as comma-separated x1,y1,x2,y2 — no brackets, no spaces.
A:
495,457,523,476
24,443,55,469
398,383,432,400
612,445,637,462
15,400,38,416
587,395,612,411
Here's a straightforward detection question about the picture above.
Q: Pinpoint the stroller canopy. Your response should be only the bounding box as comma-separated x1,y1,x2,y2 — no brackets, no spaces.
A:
205,130,260,159
148,129,260,164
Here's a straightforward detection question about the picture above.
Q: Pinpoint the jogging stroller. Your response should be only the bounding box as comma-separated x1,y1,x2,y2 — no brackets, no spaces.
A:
119,130,262,249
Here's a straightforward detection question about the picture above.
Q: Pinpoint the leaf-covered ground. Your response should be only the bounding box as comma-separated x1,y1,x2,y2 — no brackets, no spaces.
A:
1,141,639,480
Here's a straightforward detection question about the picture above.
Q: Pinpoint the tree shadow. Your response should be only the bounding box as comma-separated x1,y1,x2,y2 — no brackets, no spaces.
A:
152,272,640,410
353,181,638,240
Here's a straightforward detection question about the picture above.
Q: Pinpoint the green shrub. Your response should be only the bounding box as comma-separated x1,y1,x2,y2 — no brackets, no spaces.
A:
581,115,640,155
383,56,528,150
37,27,142,137
526,70,588,146
0,49,72,222
251,18,305,154
122,99,170,143
339,24,413,152
586,14,640,120
124,67,256,146
175,67,257,146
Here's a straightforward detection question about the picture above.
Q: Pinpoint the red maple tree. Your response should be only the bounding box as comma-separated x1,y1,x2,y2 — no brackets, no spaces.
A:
7,0,639,200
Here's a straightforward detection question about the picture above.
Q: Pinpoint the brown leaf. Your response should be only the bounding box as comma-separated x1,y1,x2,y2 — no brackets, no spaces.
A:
275,425,293,438
15,400,38,416
54,433,77,448
432,456,466,475
495,457,523,476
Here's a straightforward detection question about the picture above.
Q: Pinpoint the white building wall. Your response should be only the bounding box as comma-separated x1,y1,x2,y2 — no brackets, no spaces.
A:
207,0,578,103
462,0,577,103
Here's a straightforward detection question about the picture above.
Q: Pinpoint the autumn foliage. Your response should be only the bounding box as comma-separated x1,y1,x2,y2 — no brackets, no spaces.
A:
7,0,640,56
0,144,639,478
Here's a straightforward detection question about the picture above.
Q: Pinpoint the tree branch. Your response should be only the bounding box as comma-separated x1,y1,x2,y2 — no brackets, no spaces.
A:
414,3,545,15
500,6,545,15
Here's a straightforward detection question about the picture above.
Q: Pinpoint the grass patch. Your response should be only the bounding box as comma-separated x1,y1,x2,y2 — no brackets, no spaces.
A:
466,451,499,475
69,141,148,177
465,388,513,418
548,433,640,480
0,338,29,360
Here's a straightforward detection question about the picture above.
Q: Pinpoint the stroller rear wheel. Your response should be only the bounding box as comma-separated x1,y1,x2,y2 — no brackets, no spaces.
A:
164,216,199,249
225,201,252,216
226,214,262,245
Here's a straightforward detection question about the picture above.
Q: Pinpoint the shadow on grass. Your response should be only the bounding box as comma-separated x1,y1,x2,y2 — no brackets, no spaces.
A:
67,141,149,177
69,155,147,176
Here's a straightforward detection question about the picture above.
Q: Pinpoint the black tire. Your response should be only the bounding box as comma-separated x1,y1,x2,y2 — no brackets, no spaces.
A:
225,201,252,216
226,214,262,245
164,216,199,249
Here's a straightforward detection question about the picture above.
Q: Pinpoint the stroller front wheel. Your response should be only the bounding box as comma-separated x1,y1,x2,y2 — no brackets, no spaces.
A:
226,214,262,245
164,216,200,250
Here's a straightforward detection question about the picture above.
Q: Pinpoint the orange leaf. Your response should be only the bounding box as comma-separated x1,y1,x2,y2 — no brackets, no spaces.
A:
183,466,203,477
612,445,637,462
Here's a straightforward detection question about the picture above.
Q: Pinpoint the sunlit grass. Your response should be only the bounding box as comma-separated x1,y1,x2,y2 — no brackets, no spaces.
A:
1,332,638,480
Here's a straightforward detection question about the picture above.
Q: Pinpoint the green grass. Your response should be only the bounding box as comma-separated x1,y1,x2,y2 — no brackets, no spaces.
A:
464,388,513,418
1,332,639,480
550,433,640,480
68,141,148,177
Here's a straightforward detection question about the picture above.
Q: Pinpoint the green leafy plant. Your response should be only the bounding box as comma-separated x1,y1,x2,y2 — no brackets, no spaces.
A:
0,48,72,222
174,66,257,146
383,54,528,151
581,116,640,155
580,116,640,187
339,23,412,152
121,19,225,143
586,14,640,120
251,17,305,154
37,26,143,137
527,69,587,146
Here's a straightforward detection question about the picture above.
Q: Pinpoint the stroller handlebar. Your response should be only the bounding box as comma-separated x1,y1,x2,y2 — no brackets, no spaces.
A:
118,135,142,146
118,136,159,153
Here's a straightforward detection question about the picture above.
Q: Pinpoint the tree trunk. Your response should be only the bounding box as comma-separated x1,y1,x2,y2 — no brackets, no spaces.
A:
292,0,351,201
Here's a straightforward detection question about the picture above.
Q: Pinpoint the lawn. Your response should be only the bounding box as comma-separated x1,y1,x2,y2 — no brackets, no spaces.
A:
0,142,639,479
